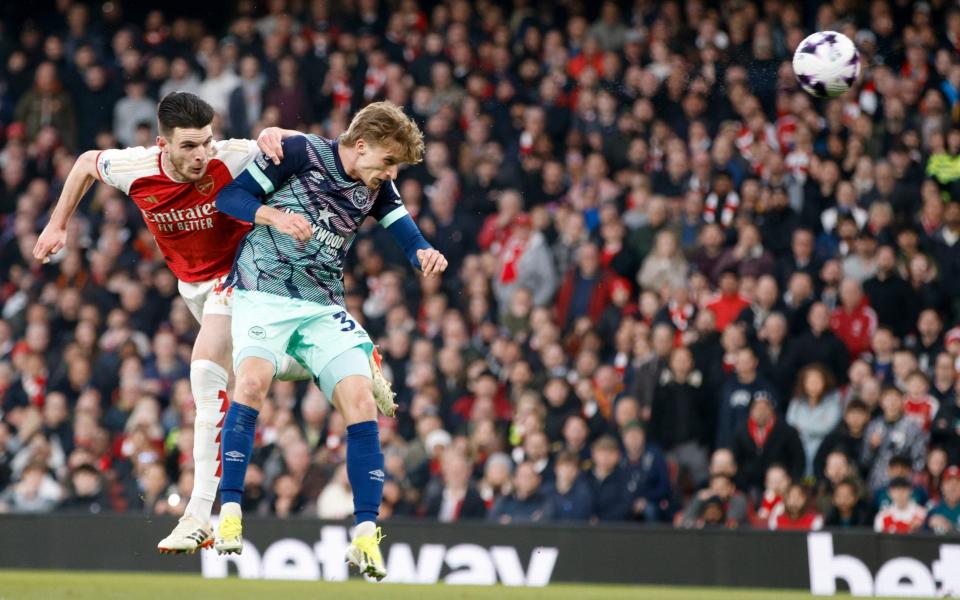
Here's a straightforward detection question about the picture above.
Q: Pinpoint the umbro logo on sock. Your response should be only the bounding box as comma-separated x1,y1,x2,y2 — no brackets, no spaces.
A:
225,450,245,461
368,469,385,481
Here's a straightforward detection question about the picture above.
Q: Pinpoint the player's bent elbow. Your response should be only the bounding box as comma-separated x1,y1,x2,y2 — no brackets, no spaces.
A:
78,150,100,177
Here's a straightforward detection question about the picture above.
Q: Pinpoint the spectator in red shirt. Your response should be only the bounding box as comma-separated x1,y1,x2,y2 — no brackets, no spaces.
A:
769,483,823,531
477,189,522,255
874,476,927,534
705,269,750,332
830,278,879,360
903,370,940,433
753,463,790,526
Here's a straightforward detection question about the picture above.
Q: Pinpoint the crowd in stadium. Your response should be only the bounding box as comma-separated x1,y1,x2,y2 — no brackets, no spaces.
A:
2,0,960,535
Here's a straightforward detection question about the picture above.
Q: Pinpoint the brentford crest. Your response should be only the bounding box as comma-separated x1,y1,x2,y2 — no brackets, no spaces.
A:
351,185,372,209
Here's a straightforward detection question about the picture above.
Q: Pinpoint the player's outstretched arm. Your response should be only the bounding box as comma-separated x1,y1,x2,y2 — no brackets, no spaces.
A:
33,150,100,262
382,209,448,278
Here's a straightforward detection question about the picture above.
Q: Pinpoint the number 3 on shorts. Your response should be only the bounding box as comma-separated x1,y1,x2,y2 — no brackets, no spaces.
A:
332,311,356,332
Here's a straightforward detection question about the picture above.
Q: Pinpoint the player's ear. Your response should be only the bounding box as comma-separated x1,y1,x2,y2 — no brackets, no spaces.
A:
157,135,167,149
356,138,366,155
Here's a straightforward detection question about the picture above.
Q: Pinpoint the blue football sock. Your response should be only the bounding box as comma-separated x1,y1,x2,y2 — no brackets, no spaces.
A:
346,420,384,525
220,402,259,506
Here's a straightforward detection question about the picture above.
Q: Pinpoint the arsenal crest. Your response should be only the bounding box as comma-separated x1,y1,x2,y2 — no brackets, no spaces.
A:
195,174,215,196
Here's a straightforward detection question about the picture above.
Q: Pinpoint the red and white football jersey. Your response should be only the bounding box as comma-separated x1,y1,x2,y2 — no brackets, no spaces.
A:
904,394,939,433
95,139,258,282
874,502,927,534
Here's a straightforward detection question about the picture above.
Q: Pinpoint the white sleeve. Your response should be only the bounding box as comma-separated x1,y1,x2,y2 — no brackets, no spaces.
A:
214,138,260,178
95,146,159,195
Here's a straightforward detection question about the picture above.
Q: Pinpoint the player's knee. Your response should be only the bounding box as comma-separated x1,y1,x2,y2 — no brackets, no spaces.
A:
336,377,376,421
350,391,376,418
234,371,270,409
347,385,377,422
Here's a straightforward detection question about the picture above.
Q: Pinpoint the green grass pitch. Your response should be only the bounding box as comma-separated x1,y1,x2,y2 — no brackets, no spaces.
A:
0,570,828,600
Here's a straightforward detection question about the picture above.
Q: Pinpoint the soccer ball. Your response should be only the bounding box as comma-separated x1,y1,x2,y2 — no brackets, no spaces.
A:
792,31,860,98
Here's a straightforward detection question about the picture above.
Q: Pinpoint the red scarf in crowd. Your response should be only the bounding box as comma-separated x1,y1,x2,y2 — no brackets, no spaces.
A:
499,238,526,285
748,416,775,449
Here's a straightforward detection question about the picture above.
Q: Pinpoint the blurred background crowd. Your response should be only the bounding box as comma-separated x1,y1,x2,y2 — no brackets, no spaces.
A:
3,0,960,535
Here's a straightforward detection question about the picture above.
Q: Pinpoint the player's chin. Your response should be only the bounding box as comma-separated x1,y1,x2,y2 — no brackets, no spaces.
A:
368,178,382,189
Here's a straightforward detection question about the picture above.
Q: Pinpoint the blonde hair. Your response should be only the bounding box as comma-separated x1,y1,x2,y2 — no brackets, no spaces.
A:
340,101,425,165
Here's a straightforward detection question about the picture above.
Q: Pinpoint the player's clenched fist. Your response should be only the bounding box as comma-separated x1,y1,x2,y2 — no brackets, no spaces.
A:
416,248,448,278
272,211,313,241
33,224,66,263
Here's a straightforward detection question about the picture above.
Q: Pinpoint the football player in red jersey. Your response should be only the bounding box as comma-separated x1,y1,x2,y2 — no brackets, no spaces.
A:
33,92,311,554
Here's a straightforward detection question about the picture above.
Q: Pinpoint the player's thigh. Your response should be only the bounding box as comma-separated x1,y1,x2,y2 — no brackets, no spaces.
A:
179,275,235,367
193,314,232,367
231,289,304,378
293,307,373,398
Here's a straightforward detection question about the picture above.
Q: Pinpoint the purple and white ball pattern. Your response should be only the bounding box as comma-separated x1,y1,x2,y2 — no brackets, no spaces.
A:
792,31,861,98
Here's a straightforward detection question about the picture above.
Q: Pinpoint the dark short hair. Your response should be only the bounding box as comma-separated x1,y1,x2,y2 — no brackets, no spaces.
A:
157,91,214,136
846,398,869,413
889,455,913,470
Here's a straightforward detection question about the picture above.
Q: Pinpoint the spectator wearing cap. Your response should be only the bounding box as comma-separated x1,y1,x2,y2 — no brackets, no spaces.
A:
544,451,594,522
716,346,779,450
555,242,617,330
874,476,927,534
488,461,555,525
423,449,487,522
863,245,913,338
864,387,928,493
621,422,670,523
787,364,843,477
493,213,558,312
731,393,805,496
704,269,750,332
927,465,960,534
